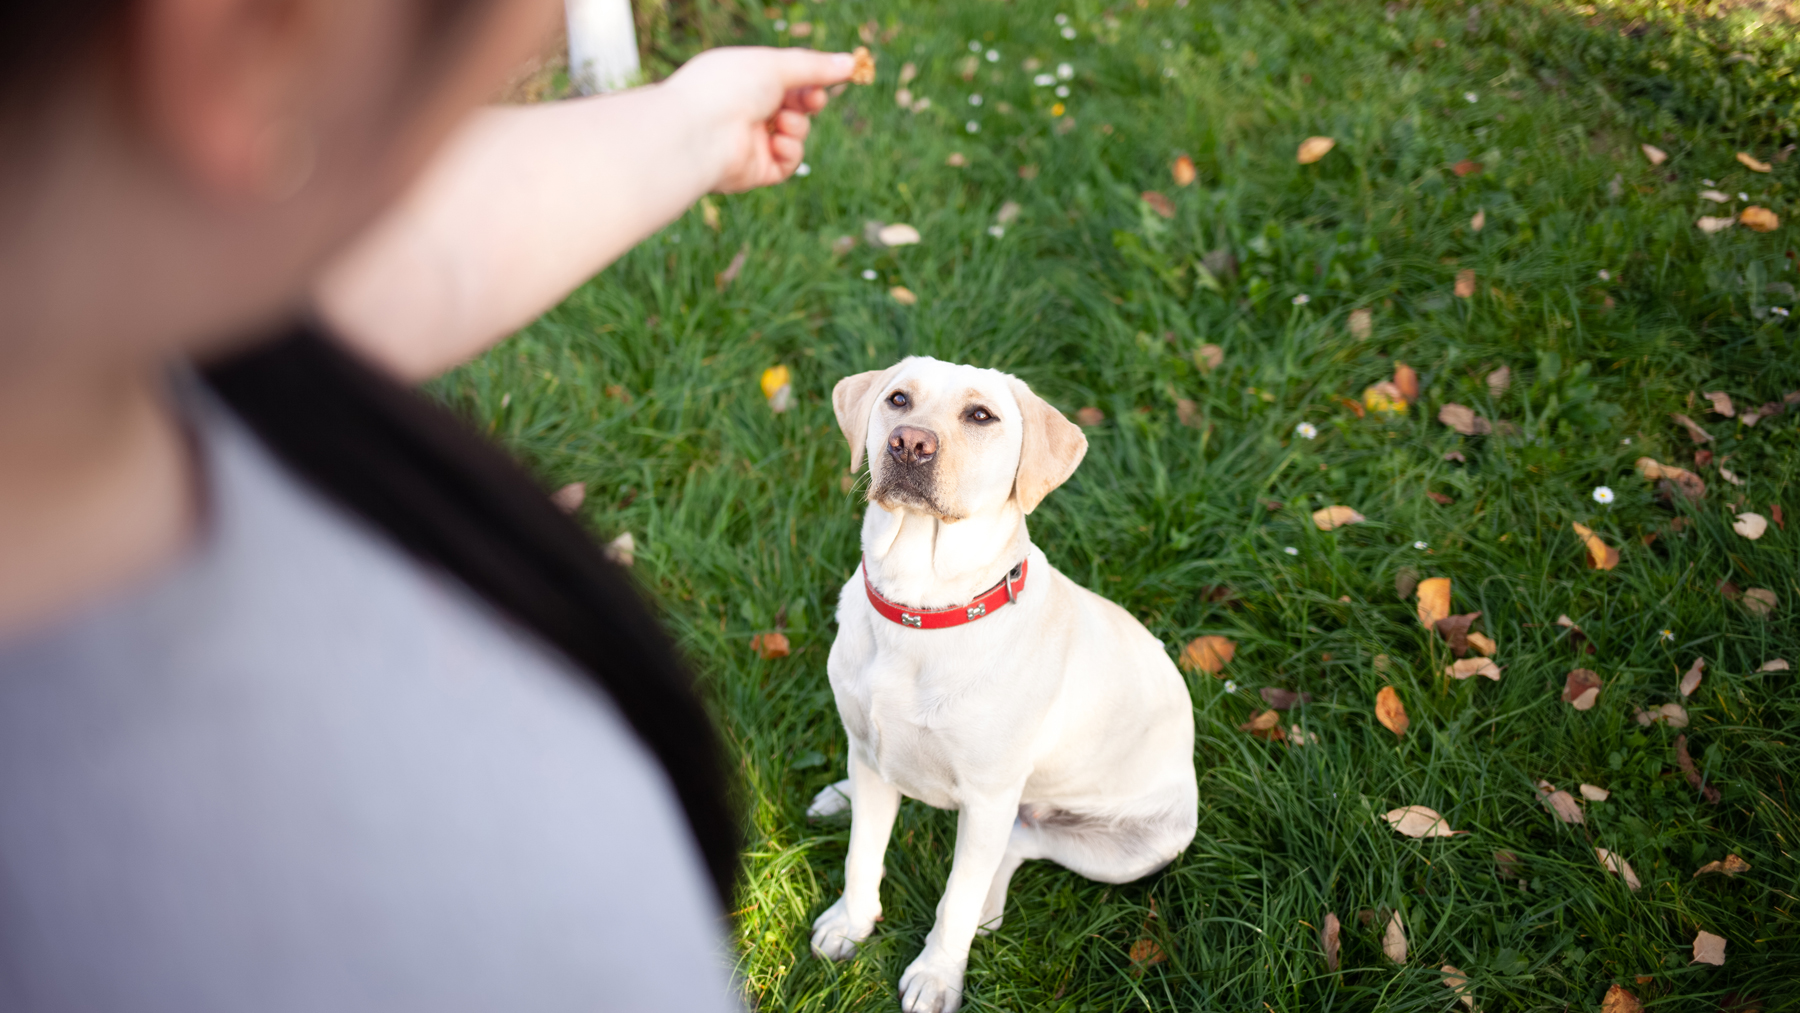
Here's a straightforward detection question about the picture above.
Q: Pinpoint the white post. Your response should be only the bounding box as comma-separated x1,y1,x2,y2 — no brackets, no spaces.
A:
565,0,642,95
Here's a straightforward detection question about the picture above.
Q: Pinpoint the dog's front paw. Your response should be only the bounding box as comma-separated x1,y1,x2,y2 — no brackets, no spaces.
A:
810,897,877,961
899,953,966,1013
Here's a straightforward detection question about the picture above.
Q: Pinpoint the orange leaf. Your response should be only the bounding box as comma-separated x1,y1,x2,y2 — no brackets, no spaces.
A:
1375,686,1409,736
1297,136,1336,164
850,46,877,85
751,631,791,659
1393,361,1420,400
1741,206,1780,232
1454,268,1477,298
1603,984,1644,1013
1179,635,1236,675
1141,191,1175,218
1737,151,1772,173
1172,154,1197,187
1312,505,1365,531
1563,668,1602,710
1571,522,1619,570
1415,577,1452,627
1451,160,1483,177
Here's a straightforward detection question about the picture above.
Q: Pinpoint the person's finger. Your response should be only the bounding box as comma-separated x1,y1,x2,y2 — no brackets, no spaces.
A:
773,109,811,143
781,86,826,114
767,47,857,90
770,132,805,172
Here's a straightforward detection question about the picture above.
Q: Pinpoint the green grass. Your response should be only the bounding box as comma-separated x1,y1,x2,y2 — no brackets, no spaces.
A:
436,0,1800,1007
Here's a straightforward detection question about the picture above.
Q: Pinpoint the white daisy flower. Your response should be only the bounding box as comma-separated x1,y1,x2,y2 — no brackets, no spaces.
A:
1621,437,1632,444
985,49,999,63
1295,422,1318,440
861,269,877,281
1739,192,1749,201
1055,84,1070,97
969,93,983,106
1054,13,1070,25
1660,629,1675,642
794,162,811,177
772,18,787,30
1034,73,1056,86
1061,25,1077,39
988,225,1005,238
1775,307,1791,317
969,40,982,52
1223,680,1239,694
1057,62,1075,80
1413,540,1429,550
1465,91,1478,103
966,120,981,133
1292,293,1311,305
1592,485,1614,504
1284,546,1300,556
1597,269,1610,281
1703,178,1716,186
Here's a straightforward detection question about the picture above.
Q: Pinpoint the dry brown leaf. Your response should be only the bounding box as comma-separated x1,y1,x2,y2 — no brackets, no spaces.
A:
1698,215,1738,233
1640,143,1668,166
1563,669,1602,710
1394,362,1420,401
1179,635,1236,674
1467,631,1497,656
1693,930,1727,966
551,481,587,513
751,631,790,659
1454,268,1477,298
1494,849,1523,880
1373,653,1393,673
1675,734,1721,803
1451,159,1483,177
1395,566,1420,600
849,46,877,85
1127,937,1166,971
1260,687,1315,709
1487,365,1511,398
1580,783,1611,802
1375,686,1409,736
1172,154,1197,187
1635,457,1707,499
1435,611,1481,656
1672,413,1714,443
1701,188,1733,202
604,531,635,567
1382,910,1408,963
1597,848,1643,891
1734,512,1768,540
1416,577,1452,627
877,223,921,247
1571,522,1621,571
1603,984,1644,1013
1636,702,1689,728
1447,657,1503,680
716,245,749,292
1321,912,1341,972
1680,657,1706,697
996,201,1022,225
1444,450,1467,463
1741,206,1780,232
1297,136,1336,164
1383,805,1465,838
1737,151,1772,173
1439,403,1492,435
1194,343,1224,371
1704,391,1737,417
945,152,967,168
1759,658,1790,672
1538,783,1585,824
1239,708,1285,741
1141,191,1175,219
1427,490,1455,506
1075,406,1105,427
1441,965,1474,1009
1176,399,1200,428
1470,208,1486,232
1312,505,1366,531
889,285,918,306
1743,588,1779,618
1348,307,1373,340
1694,854,1752,878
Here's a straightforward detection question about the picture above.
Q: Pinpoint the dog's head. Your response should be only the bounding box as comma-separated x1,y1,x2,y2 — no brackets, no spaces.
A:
832,357,1087,521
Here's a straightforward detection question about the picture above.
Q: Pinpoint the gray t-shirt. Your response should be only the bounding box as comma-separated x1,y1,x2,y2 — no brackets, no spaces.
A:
0,390,737,1012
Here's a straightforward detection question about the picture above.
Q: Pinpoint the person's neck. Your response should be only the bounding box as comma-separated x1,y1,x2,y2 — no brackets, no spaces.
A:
0,359,198,640
860,500,1029,610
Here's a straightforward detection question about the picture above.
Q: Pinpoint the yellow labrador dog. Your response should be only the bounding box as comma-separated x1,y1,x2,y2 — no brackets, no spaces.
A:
807,357,1197,1013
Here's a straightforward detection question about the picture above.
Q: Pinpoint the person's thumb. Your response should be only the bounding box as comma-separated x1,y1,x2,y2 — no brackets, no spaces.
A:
770,47,857,89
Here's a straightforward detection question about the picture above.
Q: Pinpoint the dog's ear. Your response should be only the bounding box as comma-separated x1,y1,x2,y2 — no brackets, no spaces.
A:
1007,377,1088,514
832,368,891,471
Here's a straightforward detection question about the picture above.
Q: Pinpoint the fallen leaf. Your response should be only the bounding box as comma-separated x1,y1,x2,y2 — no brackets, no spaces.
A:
1701,189,1733,202
1451,159,1483,177
1494,849,1523,880
1635,457,1708,500
1383,805,1464,838
1444,450,1467,463
1680,656,1706,697
1719,579,1743,600
1759,658,1789,672
1743,587,1778,618
1696,449,1715,467
1563,669,1602,710
1195,343,1224,370
604,531,635,567
1733,512,1768,540
1321,912,1341,972
996,200,1022,225
1287,724,1320,746
1743,206,1781,232
1297,136,1336,164
1176,399,1200,428
1260,687,1315,709
889,285,918,306
1127,936,1166,971
1704,391,1737,417
1597,848,1643,890
1312,505,1365,531
1427,491,1455,505
1580,783,1611,802
1454,268,1477,298
1720,466,1745,486
1647,702,1690,728
1603,984,1644,1013
1348,307,1373,340
1571,522,1621,570
1172,154,1197,187
550,481,586,513
1447,657,1504,680
1075,406,1105,427
1538,782,1585,824
1675,734,1721,803
1695,854,1752,878
1672,413,1714,443
1395,567,1420,600
1394,362,1421,401
899,61,917,85
1773,504,1786,529
1693,930,1727,966
1382,910,1408,963
1470,208,1486,232
877,223,922,247
1239,708,1285,741
829,235,857,256
1435,611,1481,656
849,46,876,85
1416,577,1452,628
1487,365,1511,398
1375,686,1409,736
1364,381,1409,415
945,151,968,167
1466,631,1497,656
1439,403,1492,435
751,631,791,659
1698,215,1737,233
1141,191,1175,218
1179,635,1236,674
1441,965,1474,1009
1737,151,1772,173
700,196,721,231
1641,143,1668,166
716,244,749,291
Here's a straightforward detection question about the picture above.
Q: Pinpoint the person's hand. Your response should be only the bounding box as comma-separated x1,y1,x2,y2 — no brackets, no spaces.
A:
660,47,856,194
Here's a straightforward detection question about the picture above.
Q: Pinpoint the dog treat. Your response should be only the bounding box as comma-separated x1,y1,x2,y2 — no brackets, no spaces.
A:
850,46,876,85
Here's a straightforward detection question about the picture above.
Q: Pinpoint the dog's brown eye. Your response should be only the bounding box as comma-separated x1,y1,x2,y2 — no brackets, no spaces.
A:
967,406,996,423
889,391,908,408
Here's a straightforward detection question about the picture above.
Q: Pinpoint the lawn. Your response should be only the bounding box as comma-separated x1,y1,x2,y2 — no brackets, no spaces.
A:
440,0,1800,1008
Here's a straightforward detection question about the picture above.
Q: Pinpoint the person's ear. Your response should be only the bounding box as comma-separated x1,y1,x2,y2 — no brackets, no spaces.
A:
832,366,896,471
1006,377,1087,514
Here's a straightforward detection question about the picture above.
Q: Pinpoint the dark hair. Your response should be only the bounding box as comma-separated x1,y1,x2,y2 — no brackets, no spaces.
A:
203,325,740,909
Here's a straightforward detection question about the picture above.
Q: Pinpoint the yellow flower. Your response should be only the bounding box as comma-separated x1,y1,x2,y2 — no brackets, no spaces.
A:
1051,102,1066,117
1362,382,1409,415
760,365,791,399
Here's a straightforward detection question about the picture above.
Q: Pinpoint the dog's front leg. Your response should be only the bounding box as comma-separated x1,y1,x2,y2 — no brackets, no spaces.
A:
810,751,900,960
899,790,1023,1013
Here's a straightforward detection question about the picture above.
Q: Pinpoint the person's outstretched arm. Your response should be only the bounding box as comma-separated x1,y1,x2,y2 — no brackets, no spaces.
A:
314,47,853,382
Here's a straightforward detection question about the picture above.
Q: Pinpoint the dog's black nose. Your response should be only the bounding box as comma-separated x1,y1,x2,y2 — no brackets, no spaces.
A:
887,426,938,465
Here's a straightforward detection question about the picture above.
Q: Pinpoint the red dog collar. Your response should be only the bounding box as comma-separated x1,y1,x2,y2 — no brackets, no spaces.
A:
863,557,1029,629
